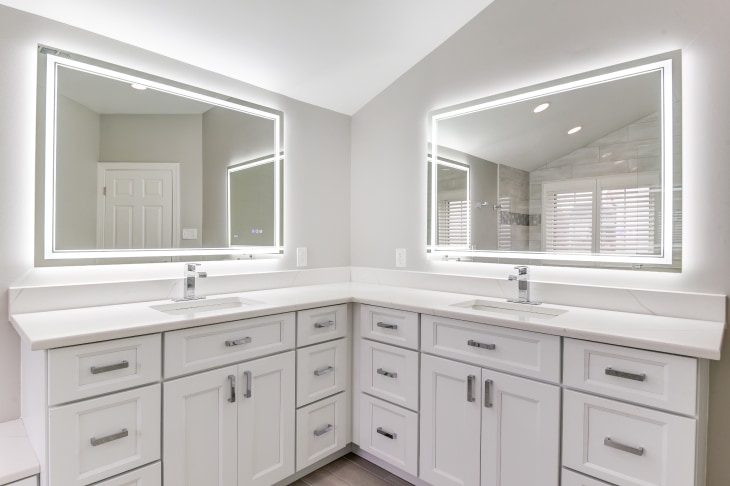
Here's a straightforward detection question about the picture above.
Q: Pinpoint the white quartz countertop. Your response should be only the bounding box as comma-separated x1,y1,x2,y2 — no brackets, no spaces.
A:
9,282,725,359
0,420,39,485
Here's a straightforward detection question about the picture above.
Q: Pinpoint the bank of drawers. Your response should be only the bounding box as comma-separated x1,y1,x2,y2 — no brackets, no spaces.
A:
358,305,420,475
47,335,162,486
562,339,699,486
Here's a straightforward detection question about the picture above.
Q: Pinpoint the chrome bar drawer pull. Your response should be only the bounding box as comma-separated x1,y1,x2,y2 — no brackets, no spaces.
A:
90,360,129,374
314,424,333,437
376,427,397,440
225,337,252,347
605,367,646,382
604,437,644,456
484,379,493,408
467,375,476,402
376,322,398,330
314,366,335,377
243,370,252,398
228,374,236,403
468,339,496,350
314,320,335,329
377,368,398,379
90,428,129,446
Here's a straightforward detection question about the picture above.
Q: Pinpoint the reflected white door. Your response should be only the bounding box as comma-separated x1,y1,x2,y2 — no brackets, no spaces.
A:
97,163,177,249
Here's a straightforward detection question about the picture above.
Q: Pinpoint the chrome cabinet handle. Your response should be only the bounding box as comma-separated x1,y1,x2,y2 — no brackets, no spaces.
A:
225,337,252,347
314,424,333,437
467,375,476,402
377,368,398,379
90,360,129,374
604,437,644,456
243,371,252,398
314,366,334,377
605,367,646,382
467,339,496,350
484,379,493,408
314,320,335,329
376,427,397,440
228,374,236,403
376,322,398,330
90,428,128,446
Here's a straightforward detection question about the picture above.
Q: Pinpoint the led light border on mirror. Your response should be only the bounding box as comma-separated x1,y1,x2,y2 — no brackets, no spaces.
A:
428,52,678,266
42,49,283,260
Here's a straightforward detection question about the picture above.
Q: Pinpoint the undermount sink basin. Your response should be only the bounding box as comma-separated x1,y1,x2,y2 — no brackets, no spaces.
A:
151,296,261,315
449,299,567,320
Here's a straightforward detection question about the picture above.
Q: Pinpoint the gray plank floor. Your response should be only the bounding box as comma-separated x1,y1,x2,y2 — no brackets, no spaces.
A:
290,453,414,486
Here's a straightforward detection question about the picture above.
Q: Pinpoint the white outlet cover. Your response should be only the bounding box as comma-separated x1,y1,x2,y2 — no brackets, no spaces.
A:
396,248,406,267
182,228,198,240
297,247,308,267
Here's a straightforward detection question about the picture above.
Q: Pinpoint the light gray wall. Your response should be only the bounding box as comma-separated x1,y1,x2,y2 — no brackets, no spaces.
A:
100,114,203,248
55,95,99,249
0,4,350,422
351,0,730,481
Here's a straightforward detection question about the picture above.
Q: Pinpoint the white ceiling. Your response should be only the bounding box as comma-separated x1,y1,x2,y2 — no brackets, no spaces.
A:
0,0,494,115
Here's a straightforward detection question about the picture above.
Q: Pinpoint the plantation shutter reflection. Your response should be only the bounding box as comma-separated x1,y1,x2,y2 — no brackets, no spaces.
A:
438,200,470,247
599,185,658,254
544,189,594,253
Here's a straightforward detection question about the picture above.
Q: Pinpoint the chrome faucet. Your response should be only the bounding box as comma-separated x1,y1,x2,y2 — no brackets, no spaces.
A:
507,266,540,305
180,263,207,301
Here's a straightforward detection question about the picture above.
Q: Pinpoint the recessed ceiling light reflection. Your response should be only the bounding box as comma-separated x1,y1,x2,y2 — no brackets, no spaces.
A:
567,126,582,135
130,83,147,90
533,102,550,113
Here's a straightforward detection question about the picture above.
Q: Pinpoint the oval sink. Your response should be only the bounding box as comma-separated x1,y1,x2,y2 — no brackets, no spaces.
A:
151,296,261,315
450,299,566,320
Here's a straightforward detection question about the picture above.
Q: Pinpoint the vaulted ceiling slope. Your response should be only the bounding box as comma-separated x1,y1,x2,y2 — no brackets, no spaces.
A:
0,0,494,115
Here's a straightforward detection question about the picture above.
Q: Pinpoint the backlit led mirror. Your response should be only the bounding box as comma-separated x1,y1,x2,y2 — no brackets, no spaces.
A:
38,46,283,262
427,51,681,270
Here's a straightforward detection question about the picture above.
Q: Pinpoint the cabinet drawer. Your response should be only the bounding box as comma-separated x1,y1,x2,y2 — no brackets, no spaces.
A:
48,384,161,486
360,305,419,350
296,392,348,471
92,462,160,486
561,468,616,485
360,340,419,411
563,390,696,486
297,338,349,407
563,339,698,415
421,314,561,382
6,478,37,486
164,313,295,377
297,304,348,347
48,334,161,406
359,394,418,476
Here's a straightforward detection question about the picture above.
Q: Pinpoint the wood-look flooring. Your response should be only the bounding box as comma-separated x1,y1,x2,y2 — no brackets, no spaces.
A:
290,453,414,486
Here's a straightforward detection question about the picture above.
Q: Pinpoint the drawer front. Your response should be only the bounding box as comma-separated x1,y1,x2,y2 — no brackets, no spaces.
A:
563,338,698,415
6,478,38,486
92,462,161,486
48,334,161,405
421,314,561,382
360,305,419,350
563,390,696,486
359,394,418,476
164,313,295,377
360,339,419,411
561,468,616,486
296,392,348,471
48,384,161,486
297,304,348,346
297,339,348,407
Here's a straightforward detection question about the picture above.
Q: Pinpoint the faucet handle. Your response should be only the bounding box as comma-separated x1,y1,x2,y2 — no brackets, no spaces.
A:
198,271,208,278
513,265,528,275
185,262,202,272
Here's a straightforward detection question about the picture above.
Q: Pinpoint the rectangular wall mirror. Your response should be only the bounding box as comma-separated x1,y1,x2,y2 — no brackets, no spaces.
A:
427,51,681,270
38,46,283,262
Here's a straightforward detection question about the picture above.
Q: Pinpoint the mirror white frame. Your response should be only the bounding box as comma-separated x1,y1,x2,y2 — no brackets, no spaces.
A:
42,51,282,260
428,52,677,266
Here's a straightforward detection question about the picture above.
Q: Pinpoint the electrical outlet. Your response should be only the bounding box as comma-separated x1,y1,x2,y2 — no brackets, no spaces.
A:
182,228,198,240
396,248,406,268
297,247,308,267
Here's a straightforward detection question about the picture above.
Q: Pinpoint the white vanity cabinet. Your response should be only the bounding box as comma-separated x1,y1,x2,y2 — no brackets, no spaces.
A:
419,315,561,486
